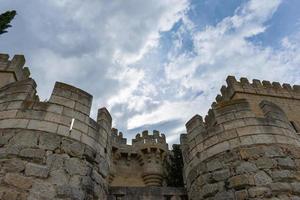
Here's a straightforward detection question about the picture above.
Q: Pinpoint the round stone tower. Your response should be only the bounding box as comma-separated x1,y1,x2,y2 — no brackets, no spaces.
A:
0,54,112,199
132,130,168,186
181,77,300,200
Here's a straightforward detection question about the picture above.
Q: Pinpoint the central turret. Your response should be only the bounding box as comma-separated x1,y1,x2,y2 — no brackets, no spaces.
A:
133,130,168,186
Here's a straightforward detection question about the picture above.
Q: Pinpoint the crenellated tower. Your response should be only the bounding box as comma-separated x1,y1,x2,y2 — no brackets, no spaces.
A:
181,76,300,199
133,130,168,186
109,129,169,187
0,54,112,199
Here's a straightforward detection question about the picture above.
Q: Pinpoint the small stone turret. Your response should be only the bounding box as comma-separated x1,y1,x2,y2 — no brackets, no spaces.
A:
109,129,169,187
133,130,168,186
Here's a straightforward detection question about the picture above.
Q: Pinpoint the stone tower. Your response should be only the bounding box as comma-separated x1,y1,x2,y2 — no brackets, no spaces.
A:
109,129,168,187
0,54,112,199
181,76,300,199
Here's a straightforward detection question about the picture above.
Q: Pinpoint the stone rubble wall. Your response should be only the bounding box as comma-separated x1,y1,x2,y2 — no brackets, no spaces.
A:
108,186,187,200
0,54,112,200
181,98,300,199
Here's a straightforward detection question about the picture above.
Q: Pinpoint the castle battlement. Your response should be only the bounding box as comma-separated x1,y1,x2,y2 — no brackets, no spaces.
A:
181,77,300,200
0,53,30,87
213,76,300,106
0,54,113,199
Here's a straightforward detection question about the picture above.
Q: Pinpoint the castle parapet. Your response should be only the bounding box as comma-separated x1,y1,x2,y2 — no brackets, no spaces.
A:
214,76,300,104
49,82,92,116
111,128,127,145
0,54,30,88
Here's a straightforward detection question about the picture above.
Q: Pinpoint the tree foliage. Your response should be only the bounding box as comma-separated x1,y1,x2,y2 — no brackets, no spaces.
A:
165,144,184,187
0,10,17,35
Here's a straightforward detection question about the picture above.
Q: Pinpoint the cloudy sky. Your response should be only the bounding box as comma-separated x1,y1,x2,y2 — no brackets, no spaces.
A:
1,0,300,144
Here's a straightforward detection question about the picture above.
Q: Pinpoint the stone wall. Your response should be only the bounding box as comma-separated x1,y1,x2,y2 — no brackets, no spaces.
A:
181,78,300,199
0,54,112,199
108,187,187,200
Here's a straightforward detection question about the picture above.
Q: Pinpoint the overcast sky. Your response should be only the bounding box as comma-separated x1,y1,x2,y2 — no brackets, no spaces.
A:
1,0,300,144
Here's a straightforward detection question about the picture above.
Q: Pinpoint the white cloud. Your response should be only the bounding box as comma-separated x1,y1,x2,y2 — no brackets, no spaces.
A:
125,0,300,143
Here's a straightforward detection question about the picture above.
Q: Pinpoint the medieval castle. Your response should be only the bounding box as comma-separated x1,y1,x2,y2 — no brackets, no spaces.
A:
0,53,299,200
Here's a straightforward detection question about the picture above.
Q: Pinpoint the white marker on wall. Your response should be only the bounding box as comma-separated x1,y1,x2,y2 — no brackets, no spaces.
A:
69,118,75,132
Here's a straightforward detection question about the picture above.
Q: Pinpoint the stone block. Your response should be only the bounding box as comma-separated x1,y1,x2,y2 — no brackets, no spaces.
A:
25,162,49,178
0,158,25,172
206,160,222,172
48,169,69,185
27,120,58,133
61,139,85,157
19,148,45,159
69,129,82,141
57,124,70,137
253,171,272,186
255,157,276,169
271,170,294,181
291,182,300,194
248,187,271,198
0,118,29,129
0,129,15,146
263,145,284,157
234,190,248,200
46,153,68,171
269,182,292,193
0,110,17,119
236,162,258,174
212,169,230,181
28,181,56,200
9,131,39,147
73,119,89,133
39,132,61,150
4,173,32,189
49,95,76,108
64,157,90,176
56,185,85,200
276,157,295,169
214,191,234,200
229,174,254,189
201,183,221,198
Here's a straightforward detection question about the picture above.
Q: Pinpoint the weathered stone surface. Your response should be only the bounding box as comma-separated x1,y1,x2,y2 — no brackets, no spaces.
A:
25,162,49,178
4,173,32,189
229,174,253,189
9,131,39,147
39,132,61,150
276,157,295,169
65,157,90,176
255,157,276,169
269,182,292,192
234,190,248,200
46,153,67,171
0,158,25,172
212,169,230,181
236,162,258,174
48,169,69,185
19,148,45,159
56,185,85,200
248,186,271,198
28,181,56,200
62,139,85,157
98,156,109,178
253,171,272,186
